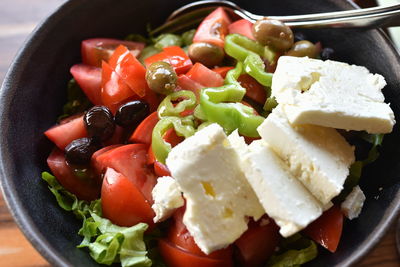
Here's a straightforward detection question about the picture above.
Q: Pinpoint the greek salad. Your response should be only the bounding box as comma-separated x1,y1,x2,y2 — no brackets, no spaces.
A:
42,6,395,267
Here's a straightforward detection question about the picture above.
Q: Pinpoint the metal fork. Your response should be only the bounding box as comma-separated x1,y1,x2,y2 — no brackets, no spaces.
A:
150,0,400,35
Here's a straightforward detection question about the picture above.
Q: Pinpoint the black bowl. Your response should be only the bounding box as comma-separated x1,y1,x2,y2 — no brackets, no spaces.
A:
1,0,400,266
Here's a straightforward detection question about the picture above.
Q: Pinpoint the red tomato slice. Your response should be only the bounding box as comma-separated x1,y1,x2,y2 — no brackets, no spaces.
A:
147,146,156,165
163,128,184,147
129,112,159,145
159,239,233,267
47,148,101,201
108,45,147,97
234,216,280,267
238,74,267,105
145,46,192,75
193,7,232,48
44,115,87,150
91,144,122,175
303,206,343,253
177,75,204,99
168,207,234,261
186,63,224,88
154,161,171,177
212,66,234,78
101,167,155,227
94,144,157,203
70,64,102,105
228,19,255,40
101,61,136,113
81,38,145,67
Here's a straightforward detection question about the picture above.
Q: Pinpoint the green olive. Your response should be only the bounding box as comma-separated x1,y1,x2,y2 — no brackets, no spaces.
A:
146,61,177,95
286,40,318,58
188,42,224,67
253,19,294,52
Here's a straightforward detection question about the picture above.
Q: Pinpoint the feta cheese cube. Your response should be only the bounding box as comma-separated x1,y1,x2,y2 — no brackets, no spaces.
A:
166,124,264,254
272,56,395,134
341,185,366,220
258,106,355,205
232,136,323,237
151,176,184,223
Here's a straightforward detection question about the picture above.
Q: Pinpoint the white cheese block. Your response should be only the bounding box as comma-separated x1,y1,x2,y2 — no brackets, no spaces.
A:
151,176,184,223
229,133,323,237
258,106,355,205
166,124,264,254
341,185,366,220
272,56,395,134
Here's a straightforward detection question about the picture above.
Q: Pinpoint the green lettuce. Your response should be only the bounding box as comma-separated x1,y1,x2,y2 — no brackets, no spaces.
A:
266,235,318,267
58,79,92,121
41,172,152,267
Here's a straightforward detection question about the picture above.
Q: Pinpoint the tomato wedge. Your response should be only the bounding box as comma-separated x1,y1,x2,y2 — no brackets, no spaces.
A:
186,63,224,88
303,205,344,253
154,161,171,177
177,75,204,99
47,148,101,201
129,111,159,145
168,207,234,261
81,38,145,67
228,19,255,40
108,45,148,98
101,167,155,227
44,115,87,150
101,61,136,113
234,217,280,267
94,144,157,203
193,7,232,48
145,46,193,75
238,74,267,105
70,64,102,105
212,66,234,78
91,144,122,175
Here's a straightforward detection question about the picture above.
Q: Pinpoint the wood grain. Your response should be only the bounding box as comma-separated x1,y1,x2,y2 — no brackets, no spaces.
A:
0,0,399,266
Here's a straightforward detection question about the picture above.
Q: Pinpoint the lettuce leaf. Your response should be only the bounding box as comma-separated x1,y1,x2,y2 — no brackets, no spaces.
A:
58,79,92,121
41,172,152,267
266,235,318,267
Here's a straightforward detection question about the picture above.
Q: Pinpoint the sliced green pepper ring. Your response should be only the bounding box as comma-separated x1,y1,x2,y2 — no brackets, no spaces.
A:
157,90,197,118
152,116,195,164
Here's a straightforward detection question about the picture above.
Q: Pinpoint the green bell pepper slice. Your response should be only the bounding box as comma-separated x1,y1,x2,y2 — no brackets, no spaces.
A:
157,90,197,118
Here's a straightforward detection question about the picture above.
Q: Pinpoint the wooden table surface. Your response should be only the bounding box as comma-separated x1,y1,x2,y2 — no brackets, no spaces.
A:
0,0,399,266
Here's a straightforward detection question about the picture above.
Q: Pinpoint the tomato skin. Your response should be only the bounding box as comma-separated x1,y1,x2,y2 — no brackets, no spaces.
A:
154,161,171,177
303,205,343,253
47,148,101,201
70,64,102,105
186,63,224,88
45,115,87,150
101,61,136,113
94,144,157,203
91,144,122,175
193,7,232,48
101,167,155,227
228,19,255,40
234,217,280,267
81,38,145,67
108,45,147,98
212,66,234,78
129,112,159,145
145,46,192,75
177,75,204,99
159,240,233,267
238,74,267,105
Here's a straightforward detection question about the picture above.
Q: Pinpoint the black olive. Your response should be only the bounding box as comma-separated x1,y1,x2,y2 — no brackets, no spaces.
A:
65,138,101,165
115,100,150,128
294,32,307,42
84,106,115,141
321,47,335,60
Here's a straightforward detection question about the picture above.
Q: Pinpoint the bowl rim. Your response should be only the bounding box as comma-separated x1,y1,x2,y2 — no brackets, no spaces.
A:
1,0,400,266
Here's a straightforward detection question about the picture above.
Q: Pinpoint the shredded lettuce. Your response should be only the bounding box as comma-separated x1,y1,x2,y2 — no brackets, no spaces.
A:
181,29,196,46
266,235,318,267
41,172,152,267
153,34,182,50
58,79,92,121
